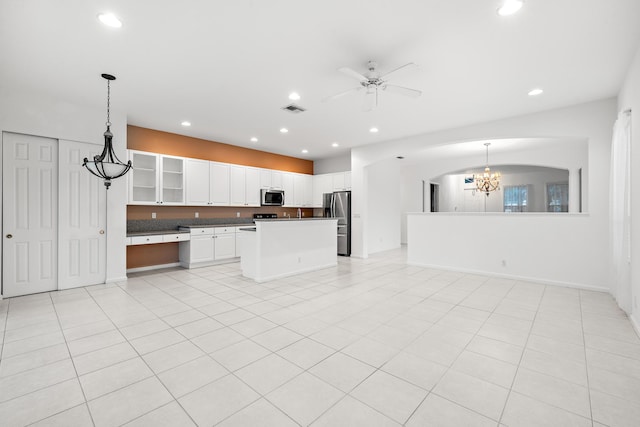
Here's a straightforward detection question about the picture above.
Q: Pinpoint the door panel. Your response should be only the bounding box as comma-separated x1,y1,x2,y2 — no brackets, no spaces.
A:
3,133,58,297
58,140,106,289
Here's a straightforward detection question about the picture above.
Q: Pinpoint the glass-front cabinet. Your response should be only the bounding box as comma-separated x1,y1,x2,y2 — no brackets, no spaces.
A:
128,150,184,205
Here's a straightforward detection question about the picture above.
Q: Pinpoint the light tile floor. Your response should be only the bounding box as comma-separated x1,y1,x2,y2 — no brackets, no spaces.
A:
1,248,640,426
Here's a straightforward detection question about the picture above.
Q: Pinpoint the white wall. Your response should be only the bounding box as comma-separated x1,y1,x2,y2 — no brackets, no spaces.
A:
408,213,604,291
352,98,615,264
314,152,351,174
0,87,128,294
366,159,402,254
618,45,640,331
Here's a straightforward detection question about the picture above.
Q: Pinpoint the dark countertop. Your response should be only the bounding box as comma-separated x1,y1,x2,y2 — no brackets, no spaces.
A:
127,218,254,234
254,217,337,222
178,223,250,229
127,230,191,237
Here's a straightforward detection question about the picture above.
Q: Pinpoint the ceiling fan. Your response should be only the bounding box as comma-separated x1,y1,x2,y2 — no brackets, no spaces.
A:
324,61,422,111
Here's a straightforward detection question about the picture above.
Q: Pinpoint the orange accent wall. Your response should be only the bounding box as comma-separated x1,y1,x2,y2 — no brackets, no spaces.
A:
127,243,180,270
127,125,313,174
127,205,314,221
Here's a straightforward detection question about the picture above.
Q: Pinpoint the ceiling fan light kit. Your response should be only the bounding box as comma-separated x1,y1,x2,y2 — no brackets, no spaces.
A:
325,60,422,111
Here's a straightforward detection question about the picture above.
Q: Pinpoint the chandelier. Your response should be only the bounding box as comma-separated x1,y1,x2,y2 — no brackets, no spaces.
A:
83,74,132,189
475,143,501,196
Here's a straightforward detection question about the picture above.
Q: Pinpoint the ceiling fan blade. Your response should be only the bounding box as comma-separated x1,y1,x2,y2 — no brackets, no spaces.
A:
383,84,422,98
380,62,418,80
339,67,369,83
322,86,363,102
362,89,377,112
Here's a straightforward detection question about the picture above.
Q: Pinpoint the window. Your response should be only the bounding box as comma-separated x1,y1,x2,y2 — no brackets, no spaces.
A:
546,183,569,212
503,185,528,212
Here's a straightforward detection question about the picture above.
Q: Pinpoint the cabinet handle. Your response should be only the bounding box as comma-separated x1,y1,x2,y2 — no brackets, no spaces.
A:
5,234,12,239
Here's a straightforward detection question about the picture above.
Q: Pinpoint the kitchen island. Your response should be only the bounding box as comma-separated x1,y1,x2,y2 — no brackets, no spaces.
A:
240,218,338,282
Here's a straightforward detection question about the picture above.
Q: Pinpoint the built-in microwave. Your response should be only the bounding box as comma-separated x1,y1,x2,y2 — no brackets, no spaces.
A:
261,189,285,206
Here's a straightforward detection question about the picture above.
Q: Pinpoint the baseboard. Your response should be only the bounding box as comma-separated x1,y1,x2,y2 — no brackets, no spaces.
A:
252,262,338,283
406,261,609,293
126,263,182,274
105,276,129,284
630,314,640,339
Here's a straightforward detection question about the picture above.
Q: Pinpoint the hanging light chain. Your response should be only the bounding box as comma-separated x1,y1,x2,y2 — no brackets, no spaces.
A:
106,78,111,127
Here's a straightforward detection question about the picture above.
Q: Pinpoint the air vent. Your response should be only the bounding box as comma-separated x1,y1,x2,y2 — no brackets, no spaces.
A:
281,104,306,113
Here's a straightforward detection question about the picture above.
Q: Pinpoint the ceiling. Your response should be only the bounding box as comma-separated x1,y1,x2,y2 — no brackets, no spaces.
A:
1,0,639,160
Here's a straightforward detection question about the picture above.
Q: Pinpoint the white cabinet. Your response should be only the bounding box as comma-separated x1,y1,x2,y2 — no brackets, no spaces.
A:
271,171,283,189
161,156,185,204
332,171,351,191
214,227,236,260
128,150,185,205
282,173,295,207
179,226,239,267
313,174,332,207
185,234,215,265
129,151,159,204
260,169,284,190
293,173,313,207
260,169,271,189
210,162,231,205
185,159,209,205
231,166,260,206
344,171,351,190
185,159,230,206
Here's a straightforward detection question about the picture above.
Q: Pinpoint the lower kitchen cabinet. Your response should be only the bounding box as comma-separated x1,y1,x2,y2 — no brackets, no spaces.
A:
214,229,236,260
179,227,238,268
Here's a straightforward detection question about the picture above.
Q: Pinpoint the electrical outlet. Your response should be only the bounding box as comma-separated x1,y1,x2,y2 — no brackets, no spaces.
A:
151,212,156,219
236,212,240,218
195,212,199,218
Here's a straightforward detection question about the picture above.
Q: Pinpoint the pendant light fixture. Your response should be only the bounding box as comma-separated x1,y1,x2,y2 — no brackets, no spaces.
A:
475,143,501,196
83,73,132,189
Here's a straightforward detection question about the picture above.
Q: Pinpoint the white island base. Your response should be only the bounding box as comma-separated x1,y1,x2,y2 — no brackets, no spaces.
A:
240,218,338,282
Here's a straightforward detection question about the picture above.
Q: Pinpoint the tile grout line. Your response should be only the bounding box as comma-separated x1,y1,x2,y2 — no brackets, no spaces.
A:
495,282,547,426
579,289,596,427
78,282,204,427
39,289,97,427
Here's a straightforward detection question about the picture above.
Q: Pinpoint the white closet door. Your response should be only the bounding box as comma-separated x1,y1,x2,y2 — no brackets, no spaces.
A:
58,140,106,289
2,132,58,297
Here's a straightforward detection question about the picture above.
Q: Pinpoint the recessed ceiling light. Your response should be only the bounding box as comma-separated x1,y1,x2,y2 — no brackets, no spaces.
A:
497,0,524,16
250,137,258,142
302,149,308,154
280,128,289,133
97,12,123,28
181,121,191,127
289,92,300,101
370,127,379,133
332,142,339,147
528,88,543,96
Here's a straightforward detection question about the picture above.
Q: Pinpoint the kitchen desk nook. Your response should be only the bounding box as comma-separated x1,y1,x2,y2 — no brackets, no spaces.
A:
240,218,338,282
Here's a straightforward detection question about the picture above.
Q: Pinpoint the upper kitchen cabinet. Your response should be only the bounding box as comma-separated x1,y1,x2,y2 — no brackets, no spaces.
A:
259,169,283,190
312,174,332,207
332,171,351,191
128,150,185,205
185,159,230,206
293,173,313,207
230,165,260,206
282,172,295,207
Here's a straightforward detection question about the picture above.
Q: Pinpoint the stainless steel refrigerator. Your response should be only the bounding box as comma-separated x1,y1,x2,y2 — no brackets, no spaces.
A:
323,191,351,256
